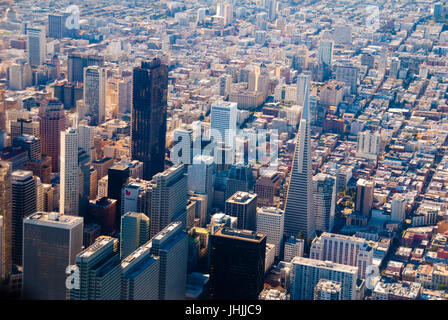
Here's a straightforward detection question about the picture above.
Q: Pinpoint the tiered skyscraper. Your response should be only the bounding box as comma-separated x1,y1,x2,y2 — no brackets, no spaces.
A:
284,84,315,241
131,58,168,180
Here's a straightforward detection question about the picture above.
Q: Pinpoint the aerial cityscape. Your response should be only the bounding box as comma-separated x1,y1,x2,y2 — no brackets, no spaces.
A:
0,0,448,301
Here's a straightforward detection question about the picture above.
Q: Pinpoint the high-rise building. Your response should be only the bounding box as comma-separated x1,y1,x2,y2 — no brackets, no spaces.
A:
256,207,284,258
355,179,374,218
39,98,66,172
150,165,187,238
314,279,342,300
319,80,345,108
0,161,12,280
131,58,168,181
188,155,215,214
10,119,40,141
254,170,282,207
27,27,46,67
70,236,121,300
318,40,333,67
313,173,336,233
67,53,104,83
284,236,304,262
356,131,380,160
121,178,153,218
12,135,41,161
0,84,6,132
0,215,2,282
118,77,132,114
310,232,373,279
22,212,83,300
11,170,37,266
391,194,406,222
209,228,266,300
333,25,352,45
225,191,257,231
84,66,107,125
60,128,79,216
150,221,188,300
120,212,150,260
48,13,71,39
284,85,315,241
210,101,237,149
108,164,130,231
335,63,359,95
224,163,254,202
120,238,160,300
296,73,311,106
290,257,358,300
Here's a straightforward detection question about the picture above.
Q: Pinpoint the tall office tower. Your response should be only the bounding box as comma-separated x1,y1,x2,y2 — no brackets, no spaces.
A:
284,236,304,262
290,257,357,300
23,212,83,300
389,57,400,79
0,84,6,132
0,162,12,280
78,150,91,216
70,236,121,300
173,125,194,165
313,173,336,233
27,27,46,67
210,101,237,148
335,63,359,95
107,164,130,230
284,85,315,241
150,165,188,237
48,13,70,39
12,135,41,161
92,157,114,182
120,212,150,260
11,170,37,266
209,228,266,300
118,77,132,114
296,72,311,106
319,80,345,108
84,66,107,125
67,53,105,83
150,221,188,300
256,207,284,258
223,3,233,25
60,128,79,216
37,182,54,212
355,178,374,218
188,155,215,214
391,194,406,222
310,232,373,279
314,279,342,300
218,74,232,97
131,58,168,181
224,163,254,201
225,191,257,231
197,7,206,25
333,25,352,45
255,170,282,206
361,52,375,70
39,98,66,172
121,239,160,300
121,178,153,217
266,0,277,21
10,119,40,141
78,124,95,162
356,130,380,160
318,40,334,67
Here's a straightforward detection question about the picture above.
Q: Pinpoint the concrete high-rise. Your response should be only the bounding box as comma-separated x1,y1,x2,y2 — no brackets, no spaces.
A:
355,179,374,218
284,84,315,241
225,191,257,231
60,128,79,216
83,66,107,125
290,257,357,300
210,101,237,149
120,212,150,260
188,155,215,214
70,236,121,300
131,58,168,181
209,228,266,300
22,212,83,300
318,40,333,67
150,221,188,300
67,53,104,83
256,207,284,258
11,170,37,266
26,27,46,67
150,165,187,238
39,98,66,172
313,173,336,233
0,161,12,280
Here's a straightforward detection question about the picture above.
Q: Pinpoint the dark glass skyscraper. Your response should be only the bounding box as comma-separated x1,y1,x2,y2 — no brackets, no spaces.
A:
131,58,168,181
107,164,130,232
